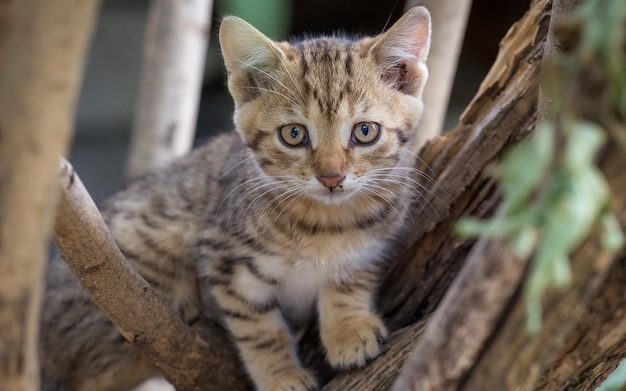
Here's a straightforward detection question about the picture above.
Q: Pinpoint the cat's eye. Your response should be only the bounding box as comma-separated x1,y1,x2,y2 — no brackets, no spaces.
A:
279,124,309,147
351,122,381,145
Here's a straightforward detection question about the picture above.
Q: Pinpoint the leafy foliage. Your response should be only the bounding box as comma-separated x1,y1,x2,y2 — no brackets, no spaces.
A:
456,0,626,333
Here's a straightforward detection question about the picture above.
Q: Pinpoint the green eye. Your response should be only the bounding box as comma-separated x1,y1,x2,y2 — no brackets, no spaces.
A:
352,122,380,145
279,124,309,147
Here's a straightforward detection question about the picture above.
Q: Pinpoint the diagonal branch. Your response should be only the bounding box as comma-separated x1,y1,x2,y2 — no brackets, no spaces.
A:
53,158,247,391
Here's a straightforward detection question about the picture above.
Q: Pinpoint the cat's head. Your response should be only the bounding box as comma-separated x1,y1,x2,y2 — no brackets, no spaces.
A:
220,7,431,205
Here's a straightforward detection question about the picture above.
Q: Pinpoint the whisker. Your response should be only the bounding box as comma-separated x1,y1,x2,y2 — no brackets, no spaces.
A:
218,155,256,181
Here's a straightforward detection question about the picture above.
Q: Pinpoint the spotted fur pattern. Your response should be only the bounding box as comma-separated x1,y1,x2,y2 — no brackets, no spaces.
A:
40,7,431,391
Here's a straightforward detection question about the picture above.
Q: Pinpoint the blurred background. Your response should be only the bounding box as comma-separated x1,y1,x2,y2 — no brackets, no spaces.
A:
71,0,529,202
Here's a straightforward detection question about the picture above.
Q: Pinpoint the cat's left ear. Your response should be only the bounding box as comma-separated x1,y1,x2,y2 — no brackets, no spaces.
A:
220,16,285,103
370,6,431,95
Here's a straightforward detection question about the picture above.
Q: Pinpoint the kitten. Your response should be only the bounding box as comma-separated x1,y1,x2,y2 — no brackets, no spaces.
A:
40,6,431,391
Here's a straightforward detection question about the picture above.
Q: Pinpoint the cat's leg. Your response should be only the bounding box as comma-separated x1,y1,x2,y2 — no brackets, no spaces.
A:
205,278,318,391
318,268,388,369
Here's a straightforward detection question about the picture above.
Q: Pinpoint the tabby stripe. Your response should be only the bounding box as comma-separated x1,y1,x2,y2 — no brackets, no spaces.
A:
250,338,283,351
224,287,278,314
202,274,230,286
119,243,178,281
247,131,269,151
139,212,161,229
389,127,410,144
220,308,257,321
196,237,233,251
135,229,177,262
334,278,374,295
345,50,353,76
241,258,278,285
276,208,388,236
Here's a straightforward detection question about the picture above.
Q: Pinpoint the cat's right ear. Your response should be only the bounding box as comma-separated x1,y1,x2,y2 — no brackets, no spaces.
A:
220,17,284,102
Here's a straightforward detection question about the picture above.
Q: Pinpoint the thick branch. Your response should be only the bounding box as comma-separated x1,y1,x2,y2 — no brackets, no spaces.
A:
0,1,99,389
53,159,246,391
126,0,213,180
391,239,528,391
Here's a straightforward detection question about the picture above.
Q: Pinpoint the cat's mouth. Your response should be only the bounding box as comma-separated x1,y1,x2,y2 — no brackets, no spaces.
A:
307,183,358,205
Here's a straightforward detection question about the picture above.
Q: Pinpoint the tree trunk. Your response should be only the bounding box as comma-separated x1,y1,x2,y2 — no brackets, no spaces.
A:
404,0,472,147
126,0,213,180
0,1,99,390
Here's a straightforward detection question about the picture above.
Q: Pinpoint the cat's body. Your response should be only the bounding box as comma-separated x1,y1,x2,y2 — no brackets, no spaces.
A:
41,7,431,391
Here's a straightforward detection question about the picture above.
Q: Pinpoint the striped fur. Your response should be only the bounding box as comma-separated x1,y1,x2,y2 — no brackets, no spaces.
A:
40,7,431,391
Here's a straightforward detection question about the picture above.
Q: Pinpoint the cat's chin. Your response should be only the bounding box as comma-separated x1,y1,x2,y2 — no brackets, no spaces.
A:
306,188,357,205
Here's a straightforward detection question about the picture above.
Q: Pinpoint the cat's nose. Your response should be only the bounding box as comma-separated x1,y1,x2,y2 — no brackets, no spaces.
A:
317,174,345,190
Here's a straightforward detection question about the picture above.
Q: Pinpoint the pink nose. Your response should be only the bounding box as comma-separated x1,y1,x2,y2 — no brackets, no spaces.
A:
317,174,345,189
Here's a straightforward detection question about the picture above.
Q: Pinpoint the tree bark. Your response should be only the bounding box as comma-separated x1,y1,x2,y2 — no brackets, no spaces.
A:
53,159,247,391
126,0,213,180
0,1,99,390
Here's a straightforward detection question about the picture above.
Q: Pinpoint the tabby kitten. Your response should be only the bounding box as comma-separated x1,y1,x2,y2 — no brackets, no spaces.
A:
40,6,431,391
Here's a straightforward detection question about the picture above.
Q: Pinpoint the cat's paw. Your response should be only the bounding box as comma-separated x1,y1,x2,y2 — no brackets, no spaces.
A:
260,367,318,391
321,313,388,369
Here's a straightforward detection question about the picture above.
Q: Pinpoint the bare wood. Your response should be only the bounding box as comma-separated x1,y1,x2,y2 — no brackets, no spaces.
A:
53,159,247,391
380,0,552,328
405,0,472,147
126,0,213,180
0,1,99,389
390,238,529,391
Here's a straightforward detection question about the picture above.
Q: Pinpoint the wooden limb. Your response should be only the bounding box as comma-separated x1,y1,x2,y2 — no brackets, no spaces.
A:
126,0,213,180
381,0,551,327
405,0,472,148
53,159,247,391
460,145,626,390
538,0,584,119
0,1,99,389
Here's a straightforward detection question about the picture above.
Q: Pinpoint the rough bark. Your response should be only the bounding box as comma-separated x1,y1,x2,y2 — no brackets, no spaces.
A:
0,1,99,390
53,159,247,391
404,0,472,147
126,0,213,180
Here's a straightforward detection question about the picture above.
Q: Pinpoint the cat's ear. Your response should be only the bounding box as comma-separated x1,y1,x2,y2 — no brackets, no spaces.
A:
219,16,284,102
370,6,431,95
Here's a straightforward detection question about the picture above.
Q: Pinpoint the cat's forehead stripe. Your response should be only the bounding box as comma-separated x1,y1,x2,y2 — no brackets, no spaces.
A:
294,38,359,119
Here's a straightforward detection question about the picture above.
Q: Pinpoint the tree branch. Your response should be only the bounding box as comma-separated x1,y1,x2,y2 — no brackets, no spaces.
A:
126,0,213,180
0,1,99,389
53,158,247,391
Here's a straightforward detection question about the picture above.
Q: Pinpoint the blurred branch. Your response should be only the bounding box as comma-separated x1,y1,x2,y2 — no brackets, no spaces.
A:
405,0,472,148
0,0,99,390
126,0,213,180
53,158,247,391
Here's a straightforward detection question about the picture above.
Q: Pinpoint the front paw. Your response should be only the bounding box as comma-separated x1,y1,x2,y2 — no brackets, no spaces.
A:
260,367,318,391
321,313,388,369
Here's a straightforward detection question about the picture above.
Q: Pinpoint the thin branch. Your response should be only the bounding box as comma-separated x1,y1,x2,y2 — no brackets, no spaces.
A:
53,158,247,391
126,0,213,180
0,1,99,389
